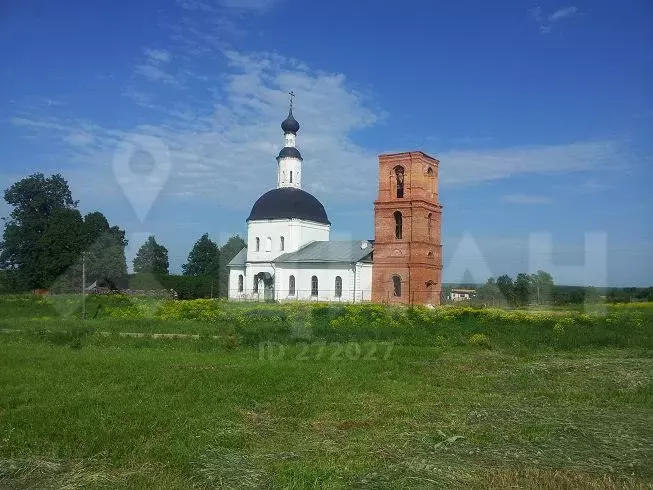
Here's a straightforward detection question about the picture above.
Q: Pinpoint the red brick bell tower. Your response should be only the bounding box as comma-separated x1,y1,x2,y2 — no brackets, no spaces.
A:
372,151,443,305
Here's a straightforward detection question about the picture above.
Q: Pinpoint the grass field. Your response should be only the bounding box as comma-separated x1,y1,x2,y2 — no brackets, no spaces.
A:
0,296,652,488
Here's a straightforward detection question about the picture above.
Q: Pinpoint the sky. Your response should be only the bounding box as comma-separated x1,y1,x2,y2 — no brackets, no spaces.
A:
1,0,652,286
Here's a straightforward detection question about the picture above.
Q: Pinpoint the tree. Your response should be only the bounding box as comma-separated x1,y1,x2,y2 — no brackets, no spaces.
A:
1,173,79,289
477,277,502,305
83,212,128,289
496,274,515,306
183,234,220,277
133,236,169,275
40,208,85,288
514,273,532,306
530,270,554,305
219,234,246,297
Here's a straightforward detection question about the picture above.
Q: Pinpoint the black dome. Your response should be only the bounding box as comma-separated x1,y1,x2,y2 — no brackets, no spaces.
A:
247,187,330,224
281,109,300,134
278,146,302,160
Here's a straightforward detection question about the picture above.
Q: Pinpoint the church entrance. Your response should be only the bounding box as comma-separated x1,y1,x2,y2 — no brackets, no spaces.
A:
254,272,275,302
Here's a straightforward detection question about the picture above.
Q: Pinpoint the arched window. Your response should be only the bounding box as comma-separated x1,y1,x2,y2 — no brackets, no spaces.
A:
335,276,342,297
394,166,404,198
238,274,243,292
266,237,272,252
280,236,285,251
392,275,402,297
427,167,435,196
427,213,432,240
311,275,318,296
253,276,259,293
290,171,293,183
255,237,260,252
289,275,295,295
394,211,403,239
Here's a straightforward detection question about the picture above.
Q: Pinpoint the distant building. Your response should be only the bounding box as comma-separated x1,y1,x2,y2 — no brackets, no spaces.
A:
449,288,476,302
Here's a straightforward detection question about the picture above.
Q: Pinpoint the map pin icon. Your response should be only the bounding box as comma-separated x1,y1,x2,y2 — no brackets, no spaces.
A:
113,134,172,222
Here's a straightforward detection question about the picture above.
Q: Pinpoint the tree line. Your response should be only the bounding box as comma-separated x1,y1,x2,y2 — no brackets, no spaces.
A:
0,173,245,298
446,272,653,306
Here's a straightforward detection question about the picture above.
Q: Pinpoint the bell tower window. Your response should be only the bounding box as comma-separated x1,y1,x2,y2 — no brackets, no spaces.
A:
394,166,404,198
392,275,402,297
394,211,403,239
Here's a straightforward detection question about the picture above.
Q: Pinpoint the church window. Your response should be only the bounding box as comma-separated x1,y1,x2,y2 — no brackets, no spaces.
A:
311,275,318,296
255,237,260,251
427,213,432,240
427,167,435,196
266,237,272,252
280,236,285,251
238,274,243,292
392,275,402,297
290,171,293,183
253,276,259,293
394,166,404,198
394,211,403,239
335,276,342,297
289,275,295,295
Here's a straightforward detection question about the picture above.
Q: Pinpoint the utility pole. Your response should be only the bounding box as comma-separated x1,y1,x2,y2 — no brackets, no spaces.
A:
82,251,87,320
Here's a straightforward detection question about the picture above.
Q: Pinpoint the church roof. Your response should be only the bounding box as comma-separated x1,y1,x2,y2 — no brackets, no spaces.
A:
277,146,302,160
247,187,330,224
281,108,300,134
227,247,247,267
274,240,373,264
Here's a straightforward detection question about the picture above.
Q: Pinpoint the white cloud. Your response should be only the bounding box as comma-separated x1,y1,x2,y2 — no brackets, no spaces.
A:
549,6,578,21
529,5,581,34
10,50,382,212
134,63,181,87
176,0,280,13
65,131,95,147
143,48,171,64
10,46,625,217
502,194,551,204
437,140,621,186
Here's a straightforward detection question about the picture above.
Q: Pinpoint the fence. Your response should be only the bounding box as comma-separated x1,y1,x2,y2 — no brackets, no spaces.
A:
227,288,445,305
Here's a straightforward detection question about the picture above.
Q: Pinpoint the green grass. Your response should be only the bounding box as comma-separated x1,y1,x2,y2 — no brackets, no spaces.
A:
0,297,652,488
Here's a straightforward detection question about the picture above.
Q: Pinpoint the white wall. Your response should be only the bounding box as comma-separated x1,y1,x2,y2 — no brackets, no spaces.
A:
228,266,246,299
229,261,372,302
277,157,302,188
246,219,330,263
274,262,372,302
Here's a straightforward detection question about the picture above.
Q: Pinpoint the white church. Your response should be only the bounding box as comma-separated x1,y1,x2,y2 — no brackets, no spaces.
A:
227,102,374,302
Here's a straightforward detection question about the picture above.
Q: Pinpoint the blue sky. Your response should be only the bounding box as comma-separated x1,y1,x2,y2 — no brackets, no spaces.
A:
1,0,652,286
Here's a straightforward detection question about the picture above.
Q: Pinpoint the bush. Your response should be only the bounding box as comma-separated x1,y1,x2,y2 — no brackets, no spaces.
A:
468,333,491,348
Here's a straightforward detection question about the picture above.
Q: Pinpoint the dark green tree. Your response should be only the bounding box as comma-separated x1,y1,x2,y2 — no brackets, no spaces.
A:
514,273,532,306
133,236,169,275
219,234,246,297
182,234,220,277
40,208,85,288
83,212,128,288
496,274,515,306
0,173,78,289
